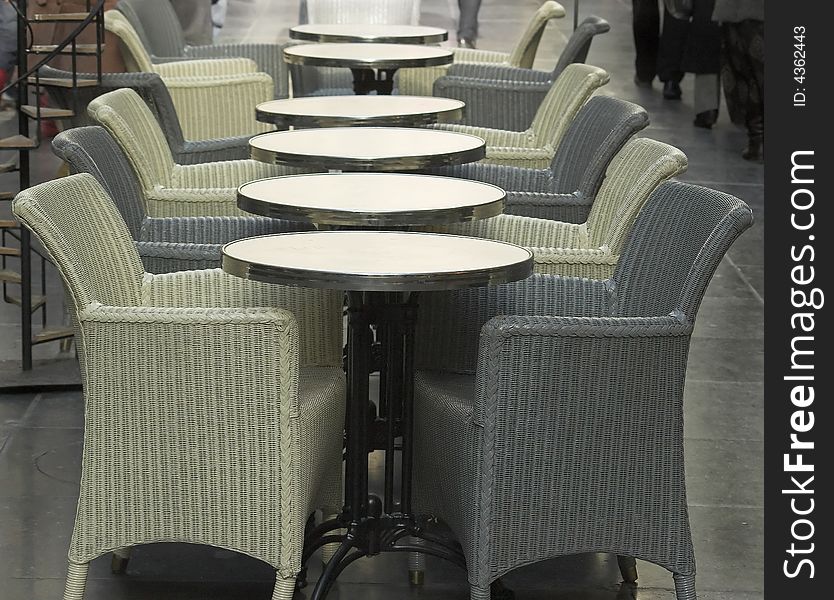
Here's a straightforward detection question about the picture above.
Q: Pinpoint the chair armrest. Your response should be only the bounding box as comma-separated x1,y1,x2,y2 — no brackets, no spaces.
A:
162,73,274,140
145,186,243,218
139,215,307,244
135,240,223,273
176,136,254,164
474,314,693,426
154,57,259,77
433,75,550,130
143,269,343,367
446,63,551,83
505,191,592,223
185,42,291,98
415,274,612,373
482,146,553,168
453,48,511,64
431,122,533,148
431,163,553,192
174,160,300,189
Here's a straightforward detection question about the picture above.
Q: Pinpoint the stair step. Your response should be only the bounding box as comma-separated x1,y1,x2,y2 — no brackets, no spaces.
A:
0,268,22,284
29,44,103,56
1,159,17,173
5,294,47,311
21,105,75,119
33,327,75,345
0,247,21,257
0,135,38,149
28,76,99,88
31,12,94,23
0,219,19,227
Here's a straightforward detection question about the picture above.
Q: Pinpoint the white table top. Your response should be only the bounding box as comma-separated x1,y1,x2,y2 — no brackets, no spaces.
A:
283,43,453,69
290,24,447,44
222,231,533,291
256,95,465,128
249,127,485,171
237,173,505,226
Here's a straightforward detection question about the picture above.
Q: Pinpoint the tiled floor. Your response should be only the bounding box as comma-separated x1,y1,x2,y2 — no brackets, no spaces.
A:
0,0,763,598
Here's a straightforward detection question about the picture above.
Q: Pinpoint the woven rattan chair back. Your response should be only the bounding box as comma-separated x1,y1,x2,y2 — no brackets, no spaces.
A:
548,95,649,196
613,180,754,320
306,0,421,24
117,0,187,57
88,88,177,191
53,126,147,239
584,137,688,250
12,174,145,309
104,9,156,72
528,63,609,151
549,15,610,76
507,1,566,68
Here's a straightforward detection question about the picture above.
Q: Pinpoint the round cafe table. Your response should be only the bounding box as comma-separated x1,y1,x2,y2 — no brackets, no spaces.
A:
249,127,485,171
237,173,504,227
222,230,533,599
290,23,448,45
255,95,465,128
283,43,453,95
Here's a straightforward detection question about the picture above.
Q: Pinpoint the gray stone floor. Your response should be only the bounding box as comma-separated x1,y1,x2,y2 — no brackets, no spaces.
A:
0,0,763,598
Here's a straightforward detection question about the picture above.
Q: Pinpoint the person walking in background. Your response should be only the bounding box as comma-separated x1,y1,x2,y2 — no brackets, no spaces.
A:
457,0,482,48
632,0,689,95
713,0,764,162
1,0,17,102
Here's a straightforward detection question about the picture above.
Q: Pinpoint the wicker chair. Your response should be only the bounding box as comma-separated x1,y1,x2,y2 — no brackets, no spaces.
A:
13,173,346,600
411,181,754,600
52,126,310,273
432,96,649,223
39,66,251,163
87,88,303,218
433,16,611,130
436,137,688,278
396,1,566,97
104,10,274,139
432,63,610,169
290,0,422,97
116,0,294,98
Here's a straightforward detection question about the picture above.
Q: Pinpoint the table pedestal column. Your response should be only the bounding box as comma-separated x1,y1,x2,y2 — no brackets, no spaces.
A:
304,290,465,600
350,68,397,95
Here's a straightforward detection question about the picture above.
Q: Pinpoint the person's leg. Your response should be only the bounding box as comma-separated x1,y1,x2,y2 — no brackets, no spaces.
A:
457,0,482,47
740,19,764,161
632,0,660,84
657,6,688,98
693,73,720,127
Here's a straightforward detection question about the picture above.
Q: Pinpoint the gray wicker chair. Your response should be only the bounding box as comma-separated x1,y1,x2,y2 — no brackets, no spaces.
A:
410,181,754,600
432,16,611,130
116,0,293,98
39,66,252,164
432,95,649,223
52,126,310,274
13,173,346,600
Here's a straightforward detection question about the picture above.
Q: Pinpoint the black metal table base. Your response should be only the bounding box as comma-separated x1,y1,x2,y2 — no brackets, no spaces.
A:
351,67,397,95
303,291,467,599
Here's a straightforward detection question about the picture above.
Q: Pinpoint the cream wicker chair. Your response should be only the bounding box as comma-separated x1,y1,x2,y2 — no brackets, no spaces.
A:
397,1,566,96
104,9,274,139
12,173,346,600
437,138,688,278
87,88,302,218
432,63,610,169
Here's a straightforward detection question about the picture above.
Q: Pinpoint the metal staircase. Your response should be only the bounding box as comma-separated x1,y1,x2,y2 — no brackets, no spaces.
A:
0,0,105,371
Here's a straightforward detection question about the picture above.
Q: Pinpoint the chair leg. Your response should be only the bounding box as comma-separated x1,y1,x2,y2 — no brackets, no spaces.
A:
470,584,491,600
63,561,89,600
617,555,638,583
272,574,296,600
673,573,697,600
111,547,131,574
320,513,341,566
408,549,425,585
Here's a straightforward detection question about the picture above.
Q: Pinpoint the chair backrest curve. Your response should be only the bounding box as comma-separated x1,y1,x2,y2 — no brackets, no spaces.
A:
508,1,566,68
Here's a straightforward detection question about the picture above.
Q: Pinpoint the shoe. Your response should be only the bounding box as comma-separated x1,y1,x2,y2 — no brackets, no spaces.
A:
662,80,682,100
742,138,764,162
457,38,476,49
633,74,653,88
693,109,718,129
